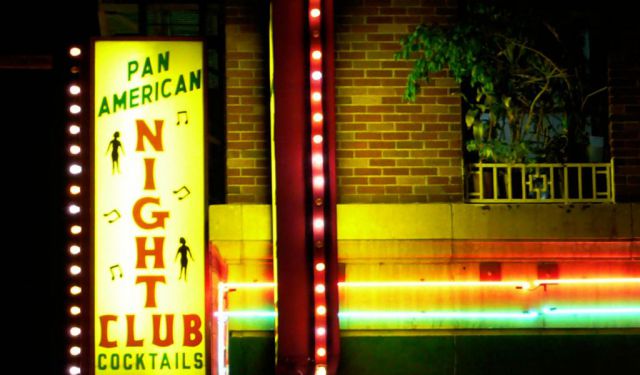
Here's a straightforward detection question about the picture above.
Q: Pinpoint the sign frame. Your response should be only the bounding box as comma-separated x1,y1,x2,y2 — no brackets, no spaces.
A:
90,37,210,375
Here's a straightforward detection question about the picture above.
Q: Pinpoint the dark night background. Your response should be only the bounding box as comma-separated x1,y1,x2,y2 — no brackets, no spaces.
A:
2,2,97,373
1,1,637,374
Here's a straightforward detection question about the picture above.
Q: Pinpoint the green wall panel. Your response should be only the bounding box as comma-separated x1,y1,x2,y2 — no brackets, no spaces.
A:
229,334,640,375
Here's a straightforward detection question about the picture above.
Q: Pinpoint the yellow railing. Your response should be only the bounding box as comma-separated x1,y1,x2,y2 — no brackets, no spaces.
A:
466,159,615,203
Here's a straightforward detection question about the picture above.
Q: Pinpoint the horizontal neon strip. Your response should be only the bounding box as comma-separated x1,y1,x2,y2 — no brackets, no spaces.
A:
220,281,531,289
215,307,640,320
339,281,531,289
542,307,640,315
214,311,276,318
534,278,640,287
215,310,537,320
339,311,539,319
221,278,640,291
223,282,275,289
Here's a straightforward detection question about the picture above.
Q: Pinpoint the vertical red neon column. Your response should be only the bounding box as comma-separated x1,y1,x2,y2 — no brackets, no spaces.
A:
309,2,329,373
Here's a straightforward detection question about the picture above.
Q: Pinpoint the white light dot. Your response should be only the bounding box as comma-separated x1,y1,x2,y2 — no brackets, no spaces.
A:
312,71,322,80
70,265,81,275
69,85,81,95
70,225,82,235
315,263,326,271
315,366,327,375
68,204,80,214
69,346,81,356
69,105,81,114
69,125,80,135
312,50,322,60
313,113,323,122
316,327,326,336
69,47,82,57
315,284,325,293
313,176,325,187
70,286,82,295
313,135,323,144
69,185,81,195
69,164,82,175
69,327,81,336
312,92,322,102
69,245,81,255
310,8,321,17
317,347,326,357
316,305,326,315
314,218,324,229
69,145,81,155
68,366,81,375
70,306,81,316
312,154,323,166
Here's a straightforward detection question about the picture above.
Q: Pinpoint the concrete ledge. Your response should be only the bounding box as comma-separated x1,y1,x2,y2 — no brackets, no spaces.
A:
452,203,633,240
210,203,637,241
338,203,635,240
337,204,452,240
210,204,272,240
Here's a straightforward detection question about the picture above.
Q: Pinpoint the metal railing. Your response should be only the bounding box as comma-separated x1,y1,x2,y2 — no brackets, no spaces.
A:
466,159,615,203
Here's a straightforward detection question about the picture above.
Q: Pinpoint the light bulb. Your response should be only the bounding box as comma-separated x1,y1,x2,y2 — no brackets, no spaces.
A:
69,125,80,135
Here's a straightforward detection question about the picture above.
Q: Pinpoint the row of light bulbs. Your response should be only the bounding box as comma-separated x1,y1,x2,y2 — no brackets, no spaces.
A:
309,3,328,375
67,45,84,375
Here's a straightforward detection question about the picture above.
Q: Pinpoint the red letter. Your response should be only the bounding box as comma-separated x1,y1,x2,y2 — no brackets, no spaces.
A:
135,237,165,269
152,314,174,347
136,275,166,308
183,314,203,346
143,158,156,190
132,197,169,229
99,315,118,348
126,314,144,347
136,119,164,151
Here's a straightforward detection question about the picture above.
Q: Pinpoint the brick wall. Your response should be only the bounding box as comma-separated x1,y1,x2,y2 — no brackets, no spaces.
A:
225,0,270,203
335,0,463,203
609,32,640,202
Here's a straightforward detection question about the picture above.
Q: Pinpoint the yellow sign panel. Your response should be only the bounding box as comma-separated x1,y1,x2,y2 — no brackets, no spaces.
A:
93,40,206,374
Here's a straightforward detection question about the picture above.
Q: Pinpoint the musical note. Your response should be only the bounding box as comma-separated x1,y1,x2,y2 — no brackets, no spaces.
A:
109,264,123,280
103,209,121,223
177,110,188,125
173,185,191,200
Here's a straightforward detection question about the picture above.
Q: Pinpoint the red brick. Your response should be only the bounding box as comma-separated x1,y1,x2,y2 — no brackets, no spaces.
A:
371,159,397,166
355,168,383,176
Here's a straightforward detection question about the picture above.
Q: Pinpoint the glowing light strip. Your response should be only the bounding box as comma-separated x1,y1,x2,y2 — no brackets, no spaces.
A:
213,310,538,319
217,283,227,375
215,311,277,318
66,44,84,375
223,282,276,289
534,278,640,286
340,281,531,289
221,278,640,291
309,0,328,367
339,311,539,319
215,307,640,320
542,307,640,315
